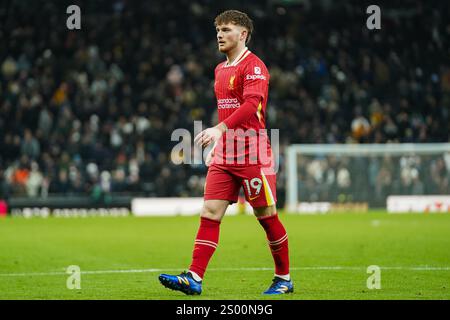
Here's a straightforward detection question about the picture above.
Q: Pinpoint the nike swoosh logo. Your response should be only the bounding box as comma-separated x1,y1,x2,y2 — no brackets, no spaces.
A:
249,195,260,200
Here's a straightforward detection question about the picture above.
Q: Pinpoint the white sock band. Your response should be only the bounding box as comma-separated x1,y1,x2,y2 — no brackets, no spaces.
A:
275,273,290,281
188,270,202,282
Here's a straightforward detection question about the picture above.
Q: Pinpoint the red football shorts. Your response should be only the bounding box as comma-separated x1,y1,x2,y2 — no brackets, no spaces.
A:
204,164,277,208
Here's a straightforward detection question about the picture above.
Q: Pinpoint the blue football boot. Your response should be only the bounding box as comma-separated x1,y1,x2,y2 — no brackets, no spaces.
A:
263,277,294,294
158,271,202,295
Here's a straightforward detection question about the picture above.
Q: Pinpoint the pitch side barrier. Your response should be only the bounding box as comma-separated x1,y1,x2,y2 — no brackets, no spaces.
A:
4,195,132,218
1,196,253,217
131,197,253,216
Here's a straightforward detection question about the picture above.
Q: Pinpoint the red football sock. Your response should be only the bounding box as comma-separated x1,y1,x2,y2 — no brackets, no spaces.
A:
257,213,290,276
189,216,221,279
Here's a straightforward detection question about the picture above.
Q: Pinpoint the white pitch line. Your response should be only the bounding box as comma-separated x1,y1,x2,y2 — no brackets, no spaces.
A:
0,266,450,277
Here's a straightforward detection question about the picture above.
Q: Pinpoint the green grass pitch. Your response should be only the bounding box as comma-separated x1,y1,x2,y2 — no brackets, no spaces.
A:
0,211,449,300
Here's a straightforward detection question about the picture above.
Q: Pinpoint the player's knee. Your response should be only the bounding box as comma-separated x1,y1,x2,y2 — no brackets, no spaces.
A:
253,205,277,218
201,208,222,221
201,201,226,221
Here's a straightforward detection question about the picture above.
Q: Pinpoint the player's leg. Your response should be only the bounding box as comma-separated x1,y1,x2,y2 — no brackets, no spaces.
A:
159,165,239,295
188,199,229,282
188,164,240,282
158,199,229,295
254,205,293,294
237,165,293,294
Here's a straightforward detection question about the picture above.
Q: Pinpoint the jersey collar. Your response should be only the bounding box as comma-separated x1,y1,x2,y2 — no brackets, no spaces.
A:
224,47,251,67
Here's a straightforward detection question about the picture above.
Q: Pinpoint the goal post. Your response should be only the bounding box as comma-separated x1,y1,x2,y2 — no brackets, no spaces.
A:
285,143,450,212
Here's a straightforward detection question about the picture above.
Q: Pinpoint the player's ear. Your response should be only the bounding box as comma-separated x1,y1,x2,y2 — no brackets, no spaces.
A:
241,29,248,42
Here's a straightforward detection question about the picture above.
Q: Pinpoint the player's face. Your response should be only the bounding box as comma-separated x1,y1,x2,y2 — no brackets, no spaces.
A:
216,23,246,53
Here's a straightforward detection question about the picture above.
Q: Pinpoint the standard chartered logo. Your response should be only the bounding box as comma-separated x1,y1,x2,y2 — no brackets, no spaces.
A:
217,98,240,109
217,98,239,103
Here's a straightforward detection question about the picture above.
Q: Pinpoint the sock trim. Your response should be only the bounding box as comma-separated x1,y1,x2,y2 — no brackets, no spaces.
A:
200,216,221,224
269,233,288,245
275,274,290,281
194,239,218,249
188,270,202,282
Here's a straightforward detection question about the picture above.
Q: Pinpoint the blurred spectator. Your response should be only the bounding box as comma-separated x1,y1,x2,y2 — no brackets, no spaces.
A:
296,152,449,207
0,0,448,203
21,129,40,160
26,161,44,197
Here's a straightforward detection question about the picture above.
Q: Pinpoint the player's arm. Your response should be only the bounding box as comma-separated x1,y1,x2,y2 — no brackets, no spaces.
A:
221,62,268,129
194,123,226,148
194,63,268,147
220,95,260,130
193,96,259,148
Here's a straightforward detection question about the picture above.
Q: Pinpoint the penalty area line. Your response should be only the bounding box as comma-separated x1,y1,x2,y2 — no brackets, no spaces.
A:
0,266,450,277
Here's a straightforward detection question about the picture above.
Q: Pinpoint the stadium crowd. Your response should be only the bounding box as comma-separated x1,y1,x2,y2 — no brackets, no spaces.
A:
0,0,449,206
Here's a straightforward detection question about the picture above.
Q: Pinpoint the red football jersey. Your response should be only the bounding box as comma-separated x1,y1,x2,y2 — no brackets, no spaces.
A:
212,47,273,167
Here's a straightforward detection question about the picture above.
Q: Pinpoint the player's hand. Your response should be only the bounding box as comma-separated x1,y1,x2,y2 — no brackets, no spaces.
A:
194,123,227,148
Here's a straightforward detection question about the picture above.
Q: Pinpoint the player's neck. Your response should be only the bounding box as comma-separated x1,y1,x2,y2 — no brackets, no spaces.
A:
226,45,247,66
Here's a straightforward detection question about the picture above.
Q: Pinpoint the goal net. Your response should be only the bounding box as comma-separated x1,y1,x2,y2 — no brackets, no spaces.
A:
285,143,450,212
